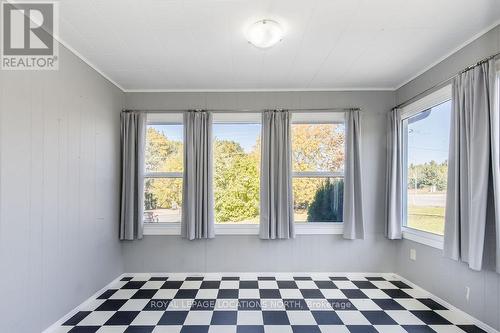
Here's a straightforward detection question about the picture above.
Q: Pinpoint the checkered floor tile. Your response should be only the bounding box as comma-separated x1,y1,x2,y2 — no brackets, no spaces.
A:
52,273,486,333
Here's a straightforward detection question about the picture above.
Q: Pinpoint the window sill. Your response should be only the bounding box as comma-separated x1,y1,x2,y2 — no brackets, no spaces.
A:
295,222,344,235
143,223,181,235
402,227,444,250
215,224,259,235
143,222,344,236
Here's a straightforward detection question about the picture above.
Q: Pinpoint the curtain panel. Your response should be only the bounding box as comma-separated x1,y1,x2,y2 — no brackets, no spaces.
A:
343,110,365,239
119,111,147,240
385,108,404,239
259,110,295,239
182,110,215,240
444,59,500,272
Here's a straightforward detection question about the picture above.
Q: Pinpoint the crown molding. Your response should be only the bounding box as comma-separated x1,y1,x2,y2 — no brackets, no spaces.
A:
395,19,500,90
57,38,126,92
124,87,395,93
9,0,497,95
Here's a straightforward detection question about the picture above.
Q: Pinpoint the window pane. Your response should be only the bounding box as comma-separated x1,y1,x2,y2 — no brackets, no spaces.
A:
145,124,183,173
144,178,182,223
291,124,345,172
293,177,343,223
213,123,261,224
405,100,451,235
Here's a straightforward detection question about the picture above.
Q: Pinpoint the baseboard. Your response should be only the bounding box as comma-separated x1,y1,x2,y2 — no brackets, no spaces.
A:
121,271,395,276
393,273,499,333
42,271,499,333
42,273,127,333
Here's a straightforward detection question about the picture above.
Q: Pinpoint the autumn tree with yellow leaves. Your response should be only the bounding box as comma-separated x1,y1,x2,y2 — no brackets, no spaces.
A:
144,123,345,222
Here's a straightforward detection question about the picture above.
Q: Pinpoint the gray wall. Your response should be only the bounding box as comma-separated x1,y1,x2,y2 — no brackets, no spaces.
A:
394,25,500,330
123,90,396,272
0,44,124,332
3,20,498,332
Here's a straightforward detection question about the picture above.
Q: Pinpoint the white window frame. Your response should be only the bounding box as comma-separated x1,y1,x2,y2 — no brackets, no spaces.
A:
143,113,184,235
400,85,452,249
290,112,346,234
211,112,262,232
143,111,346,236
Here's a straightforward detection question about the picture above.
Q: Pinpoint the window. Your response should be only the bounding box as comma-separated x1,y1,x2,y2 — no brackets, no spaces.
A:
291,113,345,223
213,113,261,224
402,86,452,237
143,114,183,224
141,111,346,235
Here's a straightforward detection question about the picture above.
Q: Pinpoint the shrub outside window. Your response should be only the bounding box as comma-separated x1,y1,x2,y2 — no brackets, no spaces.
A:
213,114,261,224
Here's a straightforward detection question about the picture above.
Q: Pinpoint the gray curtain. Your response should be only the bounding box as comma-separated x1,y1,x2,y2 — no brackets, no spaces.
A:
120,111,147,240
385,108,403,239
444,59,499,272
343,110,365,239
260,110,295,239
182,110,215,240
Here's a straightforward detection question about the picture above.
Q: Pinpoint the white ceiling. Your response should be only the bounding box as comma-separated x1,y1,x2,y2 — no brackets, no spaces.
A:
57,0,500,91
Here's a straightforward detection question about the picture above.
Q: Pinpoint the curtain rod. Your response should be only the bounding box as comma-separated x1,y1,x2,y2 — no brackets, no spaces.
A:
392,51,500,110
122,107,360,114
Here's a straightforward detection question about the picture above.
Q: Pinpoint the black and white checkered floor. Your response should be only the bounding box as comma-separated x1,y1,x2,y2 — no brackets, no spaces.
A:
53,273,487,333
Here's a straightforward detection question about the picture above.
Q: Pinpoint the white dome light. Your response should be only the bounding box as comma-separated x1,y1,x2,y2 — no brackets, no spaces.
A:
245,19,284,49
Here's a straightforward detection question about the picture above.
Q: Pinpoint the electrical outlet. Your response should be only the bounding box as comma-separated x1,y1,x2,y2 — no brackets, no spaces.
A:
410,248,417,261
465,287,470,301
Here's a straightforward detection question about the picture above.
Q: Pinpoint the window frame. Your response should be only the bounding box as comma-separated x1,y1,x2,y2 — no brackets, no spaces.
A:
143,111,346,236
212,113,262,228
143,113,184,233
400,85,452,249
291,112,346,228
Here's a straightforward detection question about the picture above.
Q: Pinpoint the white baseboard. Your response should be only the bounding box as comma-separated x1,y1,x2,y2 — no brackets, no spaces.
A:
121,271,393,276
393,273,499,333
42,273,126,333
42,271,499,333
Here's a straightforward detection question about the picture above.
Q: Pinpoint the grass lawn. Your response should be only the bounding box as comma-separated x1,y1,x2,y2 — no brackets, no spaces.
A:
407,205,445,235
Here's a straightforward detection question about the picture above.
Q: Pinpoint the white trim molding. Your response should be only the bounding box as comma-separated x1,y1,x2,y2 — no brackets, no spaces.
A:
396,18,500,90
216,223,259,235
295,222,344,235
400,84,452,119
399,85,450,252
292,171,344,178
143,222,182,235
143,222,344,236
394,274,499,333
402,227,444,250
124,87,395,93
144,172,183,178
44,272,499,333
42,273,128,333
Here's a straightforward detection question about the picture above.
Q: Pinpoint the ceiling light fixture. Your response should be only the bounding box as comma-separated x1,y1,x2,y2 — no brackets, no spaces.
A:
245,19,284,49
